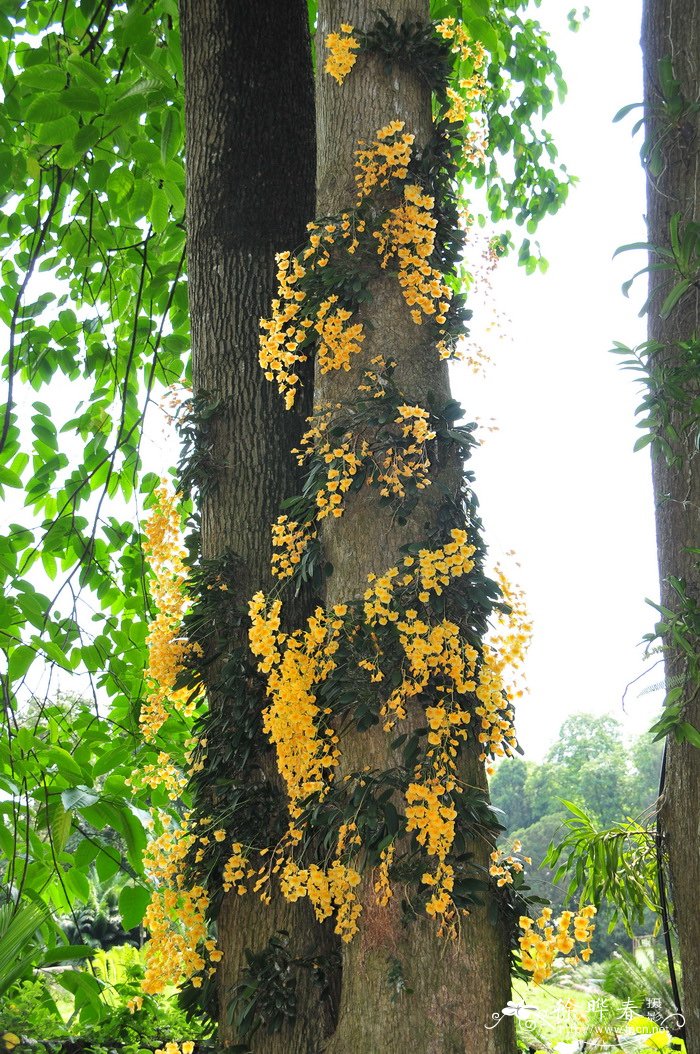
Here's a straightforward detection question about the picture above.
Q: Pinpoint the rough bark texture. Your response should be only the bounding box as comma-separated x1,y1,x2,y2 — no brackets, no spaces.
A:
179,4,337,1051
642,3,700,1050
316,3,515,1051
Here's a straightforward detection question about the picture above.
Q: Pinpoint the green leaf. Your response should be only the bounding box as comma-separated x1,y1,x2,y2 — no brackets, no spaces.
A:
106,166,135,205
51,801,72,854
121,10,153,47
43,746,85,782
467,17,499,55
0,901,49,996
66,55,105,88
612,101,643,123
658,55,681,107
39,944,94,966
35,116,79,145
129,179,153,221
61,786,100,811
660,278,692,318
678,721,700,748
613,240,657,259
119,883,151,930
161,108,176,164
92,743,129,778
95,845,121,883
0,466,23,488
62,85,102,112
65,867,91,903
8,645,35,680
560,799,591,823
25,95,68,123
56,969,105,1016
73,838,99,869
149,188,170,233
56,125,101,168
19,65,66,91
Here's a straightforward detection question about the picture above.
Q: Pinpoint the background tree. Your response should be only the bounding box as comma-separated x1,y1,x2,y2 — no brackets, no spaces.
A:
490,717,663,831
492,716,663,961
176,2,339,1049
639,0,700,1044
492,714,655,831
305,2,512,1048
523,760,566,824
489,755,532,832
546,713,624,773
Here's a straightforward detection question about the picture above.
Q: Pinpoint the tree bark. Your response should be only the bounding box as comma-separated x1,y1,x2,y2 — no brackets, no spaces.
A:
179,4,337,1050
642,2,700,1050
315,3,515,1051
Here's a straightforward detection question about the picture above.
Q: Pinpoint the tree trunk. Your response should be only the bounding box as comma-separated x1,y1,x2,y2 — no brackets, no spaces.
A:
315,2,514,1051
179,4,337,1050
642,2,700,1050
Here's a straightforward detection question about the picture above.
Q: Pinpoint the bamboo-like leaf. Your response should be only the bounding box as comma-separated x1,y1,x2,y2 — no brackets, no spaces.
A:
660,278,692,319
0,901,49,996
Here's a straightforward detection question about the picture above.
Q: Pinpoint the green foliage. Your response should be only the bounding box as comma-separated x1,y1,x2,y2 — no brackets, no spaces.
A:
360,11,454,92
0,978,65,1044
81,947,210,1051
0,901,49,996
492,715,659,833
545,802,660,938
507,813,639,962
601,950,677,1020
522,765,566,825
489,756,532,832
510,813,565,906
610,337,700,465
643,577,700,745
0,691,201,1033
59,876,140,951
0,946,209,1050
645,55,700,179
0,0,193,973
614,54,700,179
0,0,188,728
432,0,571,266
545,715,644,827
492,717,663,958
615,213,700,319
547,714,624,772
227,933,336,1047
566,7,590,33
176,394,222,503
0,695,161,935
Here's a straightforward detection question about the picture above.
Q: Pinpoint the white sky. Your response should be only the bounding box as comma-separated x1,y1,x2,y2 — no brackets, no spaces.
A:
453,0,662,759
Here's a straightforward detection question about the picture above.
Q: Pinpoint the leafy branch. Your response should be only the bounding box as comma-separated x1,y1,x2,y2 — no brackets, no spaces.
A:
545,801,660,937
